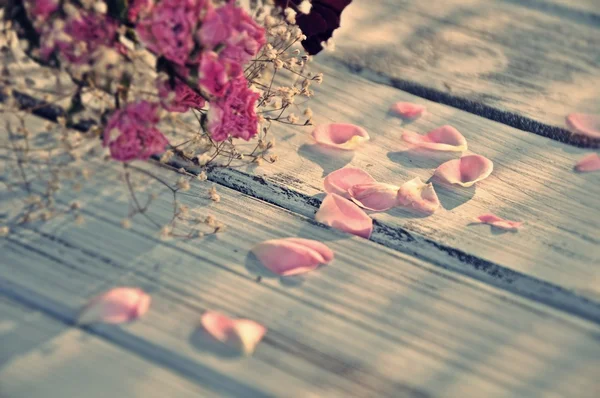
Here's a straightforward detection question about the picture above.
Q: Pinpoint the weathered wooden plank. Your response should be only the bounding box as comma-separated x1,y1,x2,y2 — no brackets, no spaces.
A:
319,0,600,146
2,68,599,321
0,296,219,398
174,61,600,320
2,161,600,397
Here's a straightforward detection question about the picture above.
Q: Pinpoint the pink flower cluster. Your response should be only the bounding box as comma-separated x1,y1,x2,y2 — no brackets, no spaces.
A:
157,78,206,113
103,101,169,162
207,76,260,141
40,10,121,65
136,0,209,66
137,0,266,141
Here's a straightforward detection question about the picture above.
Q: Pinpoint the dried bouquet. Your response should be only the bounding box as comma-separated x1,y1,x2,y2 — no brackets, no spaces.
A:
1,0,323,237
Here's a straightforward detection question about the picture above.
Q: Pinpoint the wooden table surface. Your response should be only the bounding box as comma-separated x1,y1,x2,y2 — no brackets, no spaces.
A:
1,0,599,397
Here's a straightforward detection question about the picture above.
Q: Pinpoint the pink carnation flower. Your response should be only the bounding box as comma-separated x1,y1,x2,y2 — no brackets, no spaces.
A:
136,0,210,66
25,0,59,21
128,0,154,22
157,78,206,113
103,101,169,162
198,1,266,65
207,76,260,142
198,51,241,97
40,11,121,64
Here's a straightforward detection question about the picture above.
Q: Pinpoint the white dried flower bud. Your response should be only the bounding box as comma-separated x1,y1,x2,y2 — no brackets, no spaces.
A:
160,150,174,163
264,15,277,27
197,171,208,181
287,113,299,123
313,72,324,84
0,226,9,237
303,108,313,118
209,185,220,202
121,218,132,229
298,0,312,14
205,215,216,227
197,153,211,166
273,59,284,70
284,8,297,24
63,3,80,18
160,225,172,238
93,1,107,14
177,177,190,192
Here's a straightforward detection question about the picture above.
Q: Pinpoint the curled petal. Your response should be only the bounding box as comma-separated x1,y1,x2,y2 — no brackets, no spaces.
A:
434,154,493,187
397,177,441,214
574,153,600,173
402,125,468,152
324,167,376,197
566,113,600,139
252,238,334,276
390,102,426,119
348,183,399,211
311,123,370,150
475,214,523,231
315,193,373,238
78,287,151,325
201,311,266,355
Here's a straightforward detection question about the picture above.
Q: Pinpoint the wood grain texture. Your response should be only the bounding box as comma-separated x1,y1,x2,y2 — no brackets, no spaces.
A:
2,161,600,398
177,62,600,321
0,296,218,398
319,0,600,147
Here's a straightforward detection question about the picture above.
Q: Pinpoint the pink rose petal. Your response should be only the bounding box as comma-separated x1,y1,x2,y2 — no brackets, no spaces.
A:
323,167,376,198
574,153,600,173
390,102,426,119
434,154,493,187
475,213,523,231
201,311,266,355
311,123,370,150
315,193,373,239
402,125,468,152
348,182,399,212
252,238,334,276
566,113,600,139
396,177,441,214
78,287,151,325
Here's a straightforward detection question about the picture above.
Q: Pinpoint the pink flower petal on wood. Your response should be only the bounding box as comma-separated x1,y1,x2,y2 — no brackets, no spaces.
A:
348,182,399,211
566,113,600,139
396,177,441,214
78,287,151,325
315,193,373,238
434,154,493,187
390,102,426,119
252,238,334,276
574,153,600,173
311,123,370,150
324,167,376,198
402,125,468,152
475,214,523,231
201,311,266,355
